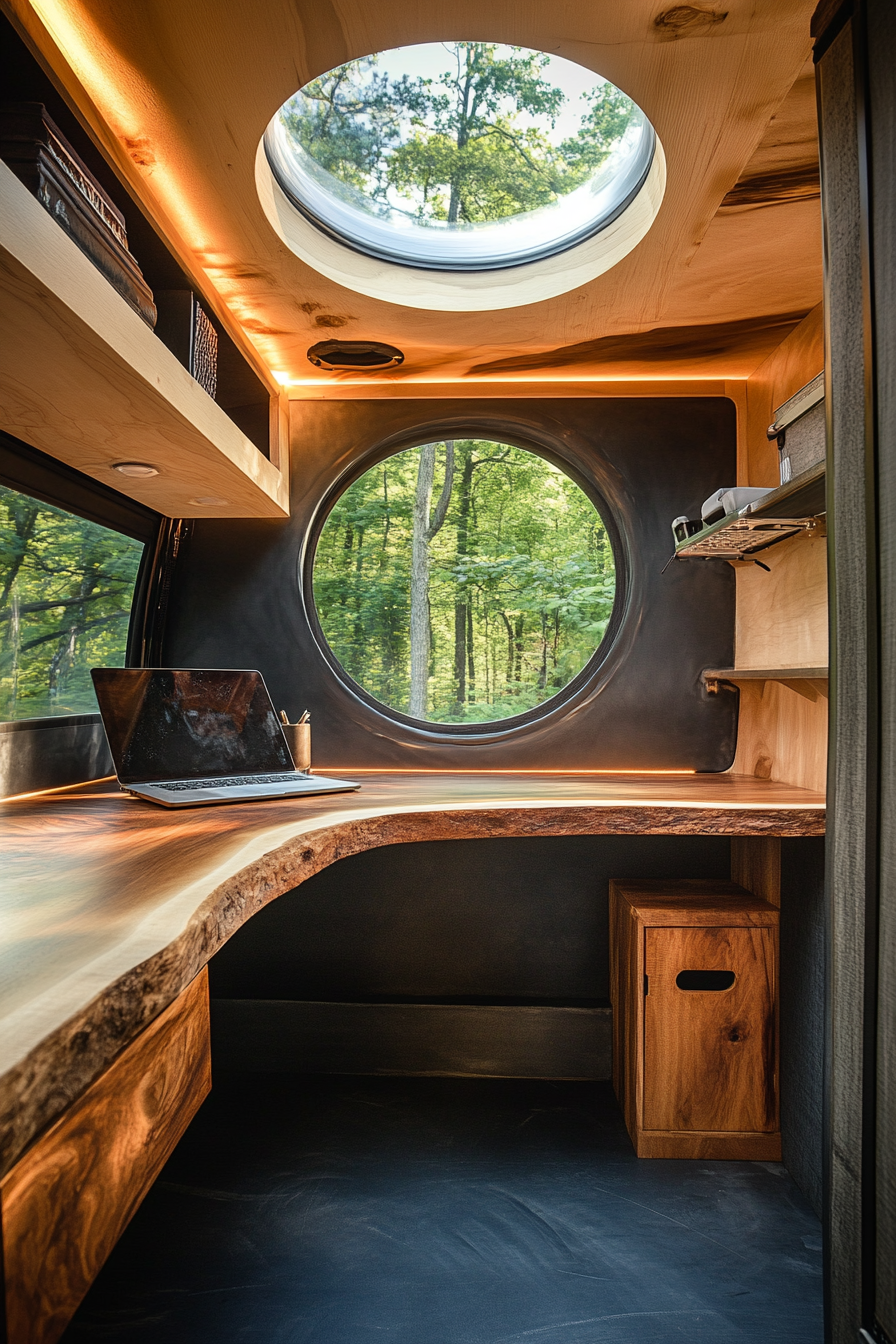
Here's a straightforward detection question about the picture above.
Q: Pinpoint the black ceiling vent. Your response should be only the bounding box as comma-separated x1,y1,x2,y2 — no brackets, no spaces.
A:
307,340,404,371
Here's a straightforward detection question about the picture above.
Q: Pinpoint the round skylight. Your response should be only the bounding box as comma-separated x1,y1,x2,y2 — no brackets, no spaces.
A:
264,42,656,274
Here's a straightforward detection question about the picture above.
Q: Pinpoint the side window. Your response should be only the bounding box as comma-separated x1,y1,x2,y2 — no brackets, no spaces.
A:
0,484,145,720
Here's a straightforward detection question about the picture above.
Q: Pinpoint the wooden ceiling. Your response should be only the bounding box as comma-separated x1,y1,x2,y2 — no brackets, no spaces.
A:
6,0,822,391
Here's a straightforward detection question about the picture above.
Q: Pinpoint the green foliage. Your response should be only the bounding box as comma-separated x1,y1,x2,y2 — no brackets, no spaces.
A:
559,83,640,175
0,486,144,720
312,442,616,722
281,42,636,225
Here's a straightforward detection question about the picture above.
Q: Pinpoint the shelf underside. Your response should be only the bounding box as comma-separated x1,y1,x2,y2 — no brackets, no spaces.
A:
703,667,829,698
0,161,287,519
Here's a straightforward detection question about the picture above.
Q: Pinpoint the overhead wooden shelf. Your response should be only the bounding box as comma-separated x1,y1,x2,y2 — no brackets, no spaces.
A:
704,666,829,698
675,464,826,561
0,161,288,519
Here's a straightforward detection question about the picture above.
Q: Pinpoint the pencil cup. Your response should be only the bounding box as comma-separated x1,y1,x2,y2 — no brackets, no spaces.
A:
282,722,311,772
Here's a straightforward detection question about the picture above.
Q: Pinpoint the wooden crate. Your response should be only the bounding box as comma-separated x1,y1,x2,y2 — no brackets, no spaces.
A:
609,879,780,1159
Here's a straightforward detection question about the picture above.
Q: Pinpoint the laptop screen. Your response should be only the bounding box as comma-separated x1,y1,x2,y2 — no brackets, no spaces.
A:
91,668,295,783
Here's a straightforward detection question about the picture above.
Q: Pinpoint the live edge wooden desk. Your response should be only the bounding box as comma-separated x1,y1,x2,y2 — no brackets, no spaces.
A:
0,770,824,1343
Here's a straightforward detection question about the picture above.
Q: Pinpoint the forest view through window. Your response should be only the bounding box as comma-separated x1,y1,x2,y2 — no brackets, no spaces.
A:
312,441,617,724
265,42,654,271
0,485,144,720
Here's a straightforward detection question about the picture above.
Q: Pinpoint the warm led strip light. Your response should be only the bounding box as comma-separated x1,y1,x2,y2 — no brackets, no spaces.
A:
312,768,698,776
1,775,117,804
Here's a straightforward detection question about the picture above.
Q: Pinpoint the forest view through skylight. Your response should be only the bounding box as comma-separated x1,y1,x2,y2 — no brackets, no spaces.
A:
265,42,654,270
312,441,617,725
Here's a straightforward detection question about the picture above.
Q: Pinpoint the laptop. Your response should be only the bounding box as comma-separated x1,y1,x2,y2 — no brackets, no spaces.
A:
91,667,359,808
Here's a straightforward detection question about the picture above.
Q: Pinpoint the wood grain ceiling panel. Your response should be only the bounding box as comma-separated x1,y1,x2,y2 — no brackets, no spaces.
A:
5,0,821,388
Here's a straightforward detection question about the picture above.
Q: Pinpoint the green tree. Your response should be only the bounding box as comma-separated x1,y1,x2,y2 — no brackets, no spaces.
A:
280,42,636,226
0,487,144,720
558,82,639,175
312,442,616,723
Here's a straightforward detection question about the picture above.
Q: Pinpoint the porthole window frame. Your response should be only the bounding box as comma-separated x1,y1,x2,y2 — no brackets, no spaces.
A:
299,419,632,742
262,95,657,275
256,44,666,313
257,141,665,317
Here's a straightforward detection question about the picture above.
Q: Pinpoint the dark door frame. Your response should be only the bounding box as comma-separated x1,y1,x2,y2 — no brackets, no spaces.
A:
815,0,895,1339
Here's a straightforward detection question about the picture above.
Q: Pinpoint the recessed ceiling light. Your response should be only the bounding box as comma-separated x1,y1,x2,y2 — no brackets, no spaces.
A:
113,462,159,478
189,496,230,506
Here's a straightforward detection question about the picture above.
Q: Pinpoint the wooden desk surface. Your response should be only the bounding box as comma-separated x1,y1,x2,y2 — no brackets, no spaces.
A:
0,770,824,1178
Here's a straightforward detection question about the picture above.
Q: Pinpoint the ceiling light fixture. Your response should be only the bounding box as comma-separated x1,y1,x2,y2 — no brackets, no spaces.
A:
112,462,159,477
307,340,404,371
189,496,230,506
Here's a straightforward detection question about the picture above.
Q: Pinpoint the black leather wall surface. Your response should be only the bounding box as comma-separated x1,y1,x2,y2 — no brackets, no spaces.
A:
780,836,825,1217
209,835,733,1004
164,398,736,769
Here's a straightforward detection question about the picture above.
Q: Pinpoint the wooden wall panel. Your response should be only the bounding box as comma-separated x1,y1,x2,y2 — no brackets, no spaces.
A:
743,302,825,486
731,312,829,793
731,835,782,907
731,679,828,794
735,530,829,668
0,971,211,1344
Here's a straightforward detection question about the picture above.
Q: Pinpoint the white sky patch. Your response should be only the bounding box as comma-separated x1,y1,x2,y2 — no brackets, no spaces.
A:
340,43,610,147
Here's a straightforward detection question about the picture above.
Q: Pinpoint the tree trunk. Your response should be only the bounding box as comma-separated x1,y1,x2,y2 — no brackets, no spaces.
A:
409,445,435,716
500,611,514,691
0,502,39,609
351,526,365,655
538,611,548,689
453,450,475,711
409,442,454,717
454,603,466,708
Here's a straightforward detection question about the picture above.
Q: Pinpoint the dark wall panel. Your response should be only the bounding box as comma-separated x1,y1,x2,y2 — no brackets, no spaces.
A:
164,398,737,770
0,715,112,797
209,835,732,1004
210,1001,613,1080
780,837,826,1217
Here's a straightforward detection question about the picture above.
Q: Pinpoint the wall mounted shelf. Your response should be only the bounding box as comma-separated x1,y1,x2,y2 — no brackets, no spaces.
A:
0,161,288,519
675,463,825,562
703,666,829,699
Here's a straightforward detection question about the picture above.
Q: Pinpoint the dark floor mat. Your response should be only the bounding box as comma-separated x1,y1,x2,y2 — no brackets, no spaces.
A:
63,1075,823,1344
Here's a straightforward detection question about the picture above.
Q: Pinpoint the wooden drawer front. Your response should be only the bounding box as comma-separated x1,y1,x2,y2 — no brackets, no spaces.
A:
1,970,211,1344
643,926,777,1133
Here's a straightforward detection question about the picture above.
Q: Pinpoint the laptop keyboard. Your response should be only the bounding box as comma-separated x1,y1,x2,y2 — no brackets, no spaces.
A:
156,774,303,792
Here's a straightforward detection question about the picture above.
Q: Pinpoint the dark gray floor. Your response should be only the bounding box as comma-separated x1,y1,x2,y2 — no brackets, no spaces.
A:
64,1076,823,1343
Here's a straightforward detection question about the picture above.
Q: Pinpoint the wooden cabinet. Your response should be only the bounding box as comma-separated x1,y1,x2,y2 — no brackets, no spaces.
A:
610,879,780,1159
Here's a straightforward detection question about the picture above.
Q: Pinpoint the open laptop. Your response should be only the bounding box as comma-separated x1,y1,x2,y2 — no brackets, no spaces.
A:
91,667,359,807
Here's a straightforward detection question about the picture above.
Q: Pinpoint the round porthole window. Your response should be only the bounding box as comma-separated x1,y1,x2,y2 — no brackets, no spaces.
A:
309,439,618,727
258,42,665,311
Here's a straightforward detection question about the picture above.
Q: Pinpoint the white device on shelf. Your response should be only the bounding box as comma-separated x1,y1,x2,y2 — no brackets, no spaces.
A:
701,486,774,526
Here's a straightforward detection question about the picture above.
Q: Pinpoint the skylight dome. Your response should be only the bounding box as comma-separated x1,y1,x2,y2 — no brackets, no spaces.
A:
264,42,656,273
